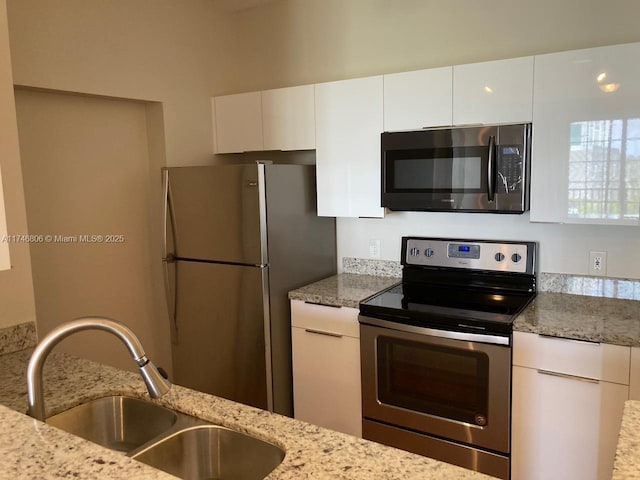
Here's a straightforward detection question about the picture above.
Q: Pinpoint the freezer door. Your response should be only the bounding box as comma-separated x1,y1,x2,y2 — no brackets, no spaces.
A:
166,164,266,265
170,260,271,410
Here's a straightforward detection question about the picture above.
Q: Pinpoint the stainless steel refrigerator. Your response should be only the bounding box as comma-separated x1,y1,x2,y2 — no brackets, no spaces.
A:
162,163,336,416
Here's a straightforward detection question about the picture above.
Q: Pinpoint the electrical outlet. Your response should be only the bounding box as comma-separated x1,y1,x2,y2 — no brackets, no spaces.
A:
589,251,607,276
369,239,381,259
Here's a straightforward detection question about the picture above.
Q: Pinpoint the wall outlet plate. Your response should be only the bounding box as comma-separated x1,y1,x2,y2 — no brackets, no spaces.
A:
369,239,381,259
589,251,607,276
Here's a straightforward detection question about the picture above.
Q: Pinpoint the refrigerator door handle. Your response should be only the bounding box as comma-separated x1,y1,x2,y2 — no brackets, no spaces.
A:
162,169,178,344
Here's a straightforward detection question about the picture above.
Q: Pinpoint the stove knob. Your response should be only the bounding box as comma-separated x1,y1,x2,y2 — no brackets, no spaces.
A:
424,248,434,257
511,253,522,263
409,247,420,256
495,252,505,262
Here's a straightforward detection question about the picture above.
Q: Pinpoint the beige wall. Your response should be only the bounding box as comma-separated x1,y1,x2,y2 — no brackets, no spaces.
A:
225,0,640,92
2,0,241,334
0,0,36,329
15,89,171,372
6,0,241,166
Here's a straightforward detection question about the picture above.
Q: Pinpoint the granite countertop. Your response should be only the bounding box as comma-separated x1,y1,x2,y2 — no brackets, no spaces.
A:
514,292,640,346
288,273,399,308
290,273,640,347
613,400,640,479
0,348,493,480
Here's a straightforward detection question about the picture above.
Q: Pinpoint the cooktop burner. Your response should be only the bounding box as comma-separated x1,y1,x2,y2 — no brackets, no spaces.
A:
359,237,537,336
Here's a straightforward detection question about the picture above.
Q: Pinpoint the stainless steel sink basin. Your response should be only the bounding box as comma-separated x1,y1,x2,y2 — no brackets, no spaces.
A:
46,395,178,452
46,395,286,479
133,425,285,480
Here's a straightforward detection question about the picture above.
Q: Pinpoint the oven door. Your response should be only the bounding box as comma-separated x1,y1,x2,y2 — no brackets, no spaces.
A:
360,318,511,454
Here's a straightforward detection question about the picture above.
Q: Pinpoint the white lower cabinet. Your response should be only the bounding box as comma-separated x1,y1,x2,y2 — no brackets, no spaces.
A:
290,300,362,437
512,332,630,480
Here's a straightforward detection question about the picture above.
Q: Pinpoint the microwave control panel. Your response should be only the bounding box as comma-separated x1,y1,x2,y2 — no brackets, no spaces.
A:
496,145,524,194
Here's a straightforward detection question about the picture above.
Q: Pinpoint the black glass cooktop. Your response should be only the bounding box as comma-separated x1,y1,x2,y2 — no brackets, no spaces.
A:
359,281,536,335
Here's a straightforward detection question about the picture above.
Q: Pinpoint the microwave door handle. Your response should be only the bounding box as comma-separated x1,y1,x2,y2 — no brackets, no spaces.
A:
487,135,496,202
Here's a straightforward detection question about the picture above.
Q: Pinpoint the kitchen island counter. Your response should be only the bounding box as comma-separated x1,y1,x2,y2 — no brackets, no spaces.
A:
613,400,640,479
0,347,493,480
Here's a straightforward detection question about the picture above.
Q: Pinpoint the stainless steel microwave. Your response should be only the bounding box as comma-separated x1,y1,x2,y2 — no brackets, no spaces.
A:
381,123,532,213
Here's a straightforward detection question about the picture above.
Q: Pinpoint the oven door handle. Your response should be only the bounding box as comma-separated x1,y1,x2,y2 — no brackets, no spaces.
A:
359,315,510,346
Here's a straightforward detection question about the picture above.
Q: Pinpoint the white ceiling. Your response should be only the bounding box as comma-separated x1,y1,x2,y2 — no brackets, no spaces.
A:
210,0,277,12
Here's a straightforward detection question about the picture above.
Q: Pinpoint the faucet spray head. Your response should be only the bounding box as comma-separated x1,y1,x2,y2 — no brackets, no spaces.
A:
137,356,172,398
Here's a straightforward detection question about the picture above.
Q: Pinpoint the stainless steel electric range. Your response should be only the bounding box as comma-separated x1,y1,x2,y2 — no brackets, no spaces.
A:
359,237,537,480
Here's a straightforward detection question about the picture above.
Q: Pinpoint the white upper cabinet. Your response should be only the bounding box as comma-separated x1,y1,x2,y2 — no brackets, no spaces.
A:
213,86,315,153
262,85,315,151
530,42,640,225
453,56,534,125
213,92,263,153
315,76,384,218
383,67,453,131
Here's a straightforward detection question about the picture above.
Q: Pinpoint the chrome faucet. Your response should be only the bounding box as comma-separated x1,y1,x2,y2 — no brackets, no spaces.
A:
27,316,172,421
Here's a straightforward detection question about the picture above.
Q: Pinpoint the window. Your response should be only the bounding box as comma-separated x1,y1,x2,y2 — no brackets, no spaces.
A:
568,118,640,220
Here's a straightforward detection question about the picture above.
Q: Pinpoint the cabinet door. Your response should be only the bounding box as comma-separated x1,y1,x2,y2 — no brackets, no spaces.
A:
291,327,361,437
213,92,263,153
512,365,628,480
262,85,315,151
315,76,384,218
530,43,640,224
383,67,453,131
452,56,533,125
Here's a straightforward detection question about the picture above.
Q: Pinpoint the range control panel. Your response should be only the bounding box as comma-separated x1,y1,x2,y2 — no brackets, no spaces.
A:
404,237,534,274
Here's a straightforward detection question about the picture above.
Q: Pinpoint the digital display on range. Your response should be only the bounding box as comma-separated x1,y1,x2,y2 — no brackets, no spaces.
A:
448,243,481,259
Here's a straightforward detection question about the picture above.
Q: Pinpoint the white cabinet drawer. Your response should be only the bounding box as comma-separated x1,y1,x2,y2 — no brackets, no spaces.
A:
513,331,630,384
290,299,359,338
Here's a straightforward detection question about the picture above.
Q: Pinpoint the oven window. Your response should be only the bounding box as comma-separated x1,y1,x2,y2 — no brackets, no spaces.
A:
377,336,489,426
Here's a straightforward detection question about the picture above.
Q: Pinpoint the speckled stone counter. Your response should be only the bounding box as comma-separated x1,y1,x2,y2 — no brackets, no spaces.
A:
0,322,36,355
612,401,640,479
0,348,494,480
288,273,399,308
514,292,640,347
290,273,640,347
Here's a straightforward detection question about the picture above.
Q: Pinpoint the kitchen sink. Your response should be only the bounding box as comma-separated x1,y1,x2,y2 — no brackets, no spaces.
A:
46,395,285,479
46,395,179,452
133,425,285,480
